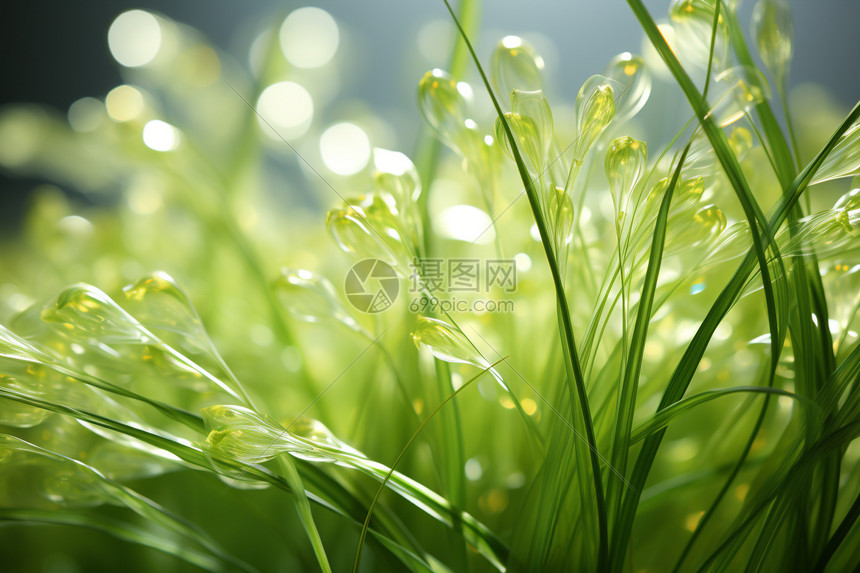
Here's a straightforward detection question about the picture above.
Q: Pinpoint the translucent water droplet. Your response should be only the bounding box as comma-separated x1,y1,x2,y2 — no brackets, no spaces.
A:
418,69,477,157
547,185,574,252
834,187,860,212
372,148,421,204
668,203,727,254
202,404,283,465
605,136,648,209
326,193,413,270
275,268,363,333
411,316,505,388
752,0,793,87
729,126,754,160
706,67,770,128
41,284,143,343
490,35,544,102
122,272,220,365
603,52,651,123
669,0,730,71
670,0,719,22
812,122,860,185
494,89,553,176
574,76,616,160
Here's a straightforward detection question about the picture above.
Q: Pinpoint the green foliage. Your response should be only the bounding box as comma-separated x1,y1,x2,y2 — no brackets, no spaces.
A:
1,1,860,571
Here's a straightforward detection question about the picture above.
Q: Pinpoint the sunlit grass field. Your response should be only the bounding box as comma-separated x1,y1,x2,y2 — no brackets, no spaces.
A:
1,0,860,571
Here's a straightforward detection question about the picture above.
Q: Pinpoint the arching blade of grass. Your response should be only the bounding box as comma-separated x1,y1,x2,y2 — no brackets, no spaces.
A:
610,98,860,571
0,508,243,573
354,358,508,573
624,0,786,382
0,386,508,570
629,386,817,444
441,1,609,567
607,141,689,534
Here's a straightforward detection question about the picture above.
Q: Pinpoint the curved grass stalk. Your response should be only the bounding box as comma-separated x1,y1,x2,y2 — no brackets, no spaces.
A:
353,358,508,572
0,386,508,571
441,1,609,567
610,98,860,570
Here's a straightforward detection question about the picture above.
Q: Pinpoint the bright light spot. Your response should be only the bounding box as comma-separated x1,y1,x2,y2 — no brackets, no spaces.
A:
68,97,104,132
580,206,592,224
451,372,464,391
521,398,538,416
502,35,522,49
690,282,705,295
142,120,179,151
514,252,532,272
127,184,162,215
279,7,339,69
828,319,840,334
714,323,733,340
749,333,771,345
465,458,483,481
484,135,494,146
506,472,526,489
499,395,516,409
530,223,541,241
257,81,314,140
106,85,144,122
373,148,412,176
685,511,705,531
108,10,162,67
58,215,94,237
435,205,495,244
319,122,371,175
457,81,473,99
464,118,478,130
669,438,697,461
296,269,313,280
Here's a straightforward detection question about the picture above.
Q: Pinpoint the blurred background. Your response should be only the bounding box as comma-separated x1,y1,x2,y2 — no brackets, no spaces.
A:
2,0,858,232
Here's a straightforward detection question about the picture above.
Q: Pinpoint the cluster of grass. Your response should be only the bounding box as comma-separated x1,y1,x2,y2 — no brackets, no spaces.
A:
1,0,860,571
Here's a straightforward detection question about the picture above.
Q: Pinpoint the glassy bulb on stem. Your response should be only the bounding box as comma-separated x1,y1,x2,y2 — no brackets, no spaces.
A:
574,76,616,161
418,68,478,158
490,35,544,103
603,52,651,123
752,0,794,87
494,89,553,178
605,136,648,211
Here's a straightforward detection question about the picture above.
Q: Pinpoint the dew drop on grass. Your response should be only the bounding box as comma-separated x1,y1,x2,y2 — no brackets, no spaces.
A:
574,76,616,161
490,35,544,103
418,69,475,156
274,267,362,333
752,0,794,86
603,52,651,123
605,136,648,211
812,124,860,184
372,148,422,204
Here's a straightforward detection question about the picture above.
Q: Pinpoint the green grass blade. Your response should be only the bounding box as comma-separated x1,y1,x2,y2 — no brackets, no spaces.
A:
629,386,815,444
354,359,507,573
0,508,236,572
607,142,690,536
611,97,860,570
440,1,609,567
